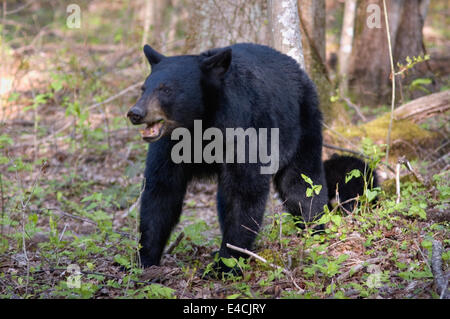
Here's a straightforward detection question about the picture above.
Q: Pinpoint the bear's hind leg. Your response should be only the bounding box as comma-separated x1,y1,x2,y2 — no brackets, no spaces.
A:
215,168,270,272
274,149,328,227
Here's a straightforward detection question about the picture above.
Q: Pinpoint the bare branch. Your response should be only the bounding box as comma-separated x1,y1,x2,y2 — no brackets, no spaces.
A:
165,232,185,255
226,243,304,292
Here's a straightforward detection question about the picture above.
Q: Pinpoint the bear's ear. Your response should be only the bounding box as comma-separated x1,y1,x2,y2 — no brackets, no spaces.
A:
200,48,232,78
143,44,165,66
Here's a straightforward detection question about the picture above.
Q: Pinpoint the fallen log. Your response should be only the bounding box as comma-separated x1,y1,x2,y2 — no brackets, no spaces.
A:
394,91,450,122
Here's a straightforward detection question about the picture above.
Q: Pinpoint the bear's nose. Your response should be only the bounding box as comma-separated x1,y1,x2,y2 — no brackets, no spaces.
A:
127,107,146,125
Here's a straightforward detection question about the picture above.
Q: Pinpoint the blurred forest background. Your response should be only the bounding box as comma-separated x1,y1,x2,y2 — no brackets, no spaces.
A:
0,0,448,299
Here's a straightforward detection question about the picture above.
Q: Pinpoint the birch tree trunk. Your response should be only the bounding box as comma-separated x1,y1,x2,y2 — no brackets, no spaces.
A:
141,0,153,50
268,0,305,69
338,0,357,92
140,0,170,50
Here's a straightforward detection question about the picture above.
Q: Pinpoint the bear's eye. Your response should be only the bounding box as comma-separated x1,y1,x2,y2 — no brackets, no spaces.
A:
161,87,171,95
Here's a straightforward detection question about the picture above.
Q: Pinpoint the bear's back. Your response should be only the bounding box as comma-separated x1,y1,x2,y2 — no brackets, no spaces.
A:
230,43,303,76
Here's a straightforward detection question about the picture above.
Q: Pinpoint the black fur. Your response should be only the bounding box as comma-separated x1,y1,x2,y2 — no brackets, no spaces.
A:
131,43,329,274
323,154,379,212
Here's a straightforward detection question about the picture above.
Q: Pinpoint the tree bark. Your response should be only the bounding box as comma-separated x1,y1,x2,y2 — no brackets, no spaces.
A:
348,0,429,106
186,0,270,53
393,90,450,122
431,240,450,299
338,0,357,92
140,0,170,50
268,0,305,68
297,0,347,125
392,0,429,100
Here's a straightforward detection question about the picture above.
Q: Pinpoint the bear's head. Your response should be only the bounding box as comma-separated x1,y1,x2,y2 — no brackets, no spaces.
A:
127,45,232,143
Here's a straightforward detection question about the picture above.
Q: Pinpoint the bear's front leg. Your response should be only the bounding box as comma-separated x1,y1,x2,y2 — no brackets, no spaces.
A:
139,141,190,267
214,167,271,274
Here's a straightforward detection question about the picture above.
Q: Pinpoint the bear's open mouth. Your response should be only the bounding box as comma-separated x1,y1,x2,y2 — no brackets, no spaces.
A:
140,119,165,142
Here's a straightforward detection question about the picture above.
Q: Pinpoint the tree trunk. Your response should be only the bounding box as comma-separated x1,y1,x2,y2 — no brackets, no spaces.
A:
269,0,305,68
186,0,270,53
297,0,347,125
298,0,326,63
392,0,429,100
338,0,357,92
348,0,429,106
140,0,170,50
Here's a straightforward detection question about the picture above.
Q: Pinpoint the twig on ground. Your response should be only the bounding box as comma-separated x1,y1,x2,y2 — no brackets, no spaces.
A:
431,240,450,299
226,243,304,293
341,97,367,122
165,232,185,255
337,257,382,282
414,240,432,273
429,152,449,169
424,140,450,161
226,243,277,268
395,160,401,204
398,156,428,186
327,235,363,251
329,195,364,215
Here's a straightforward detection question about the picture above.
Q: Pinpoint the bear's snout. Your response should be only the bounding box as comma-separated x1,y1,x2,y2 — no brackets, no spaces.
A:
127,106,146,125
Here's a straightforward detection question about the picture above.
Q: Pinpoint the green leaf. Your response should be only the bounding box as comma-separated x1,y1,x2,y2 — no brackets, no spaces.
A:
314,185,322,195
316,214,331,226
113,254,129,267
421,240,432,250
331,215,341,227
336,254,349,263
0,134,13,148
345,169,361,183
221,257,237,268
51,79,64,92
366,189,378,202
411,78,432,87
301,174,313,186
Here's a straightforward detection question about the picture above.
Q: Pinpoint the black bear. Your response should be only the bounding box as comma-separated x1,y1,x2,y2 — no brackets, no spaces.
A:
324,154,379,212
127,42,353,274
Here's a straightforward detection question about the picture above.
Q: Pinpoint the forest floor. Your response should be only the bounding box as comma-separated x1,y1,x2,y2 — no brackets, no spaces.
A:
0,1,449,299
